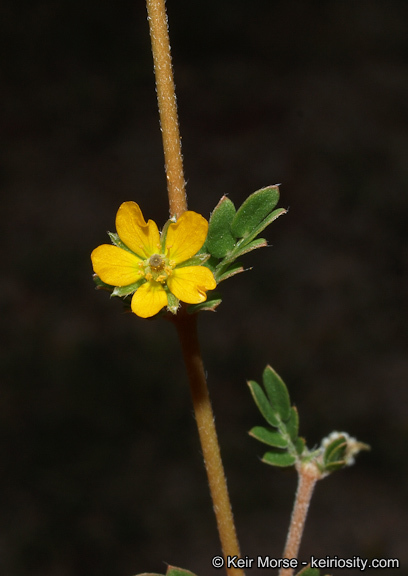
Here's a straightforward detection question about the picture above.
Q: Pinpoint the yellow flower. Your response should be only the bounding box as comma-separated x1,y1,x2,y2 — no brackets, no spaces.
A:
91,202,216,318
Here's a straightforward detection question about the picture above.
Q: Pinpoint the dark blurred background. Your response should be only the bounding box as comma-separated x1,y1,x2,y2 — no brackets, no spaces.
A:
1,1,407,575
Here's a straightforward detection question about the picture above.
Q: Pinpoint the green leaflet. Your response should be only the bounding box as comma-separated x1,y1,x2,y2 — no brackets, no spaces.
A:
286,407,300,442
215,262,244,283
262,365,291,422
262,450,297,467
248,380,280,427
231,185,280,238
249,426,289,448
206,196,237,258
238,207,286,246
231,237,267,259
295,436,306,456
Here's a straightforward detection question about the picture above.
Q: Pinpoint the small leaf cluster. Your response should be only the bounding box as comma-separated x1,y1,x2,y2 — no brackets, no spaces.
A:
322,434,351,472
189,186,286,313
205,185,286,283
319,431,370,474
248,365,305,468
249,365,369,475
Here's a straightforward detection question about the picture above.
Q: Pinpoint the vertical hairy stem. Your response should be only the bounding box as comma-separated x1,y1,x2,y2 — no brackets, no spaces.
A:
146,0,187,218
175,311,244,576
146,3,242,574
279,464,320,576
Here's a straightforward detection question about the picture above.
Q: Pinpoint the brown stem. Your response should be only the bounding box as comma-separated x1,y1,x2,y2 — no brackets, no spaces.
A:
146,2,241,571
174,311,244,576
279,463,320,576
146,0,187,218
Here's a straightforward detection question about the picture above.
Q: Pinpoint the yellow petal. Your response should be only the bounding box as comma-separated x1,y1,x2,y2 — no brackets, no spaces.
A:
131,281,168,318
165,211,208,264
91,244,143,286
167,266,216,304
116,201,161,259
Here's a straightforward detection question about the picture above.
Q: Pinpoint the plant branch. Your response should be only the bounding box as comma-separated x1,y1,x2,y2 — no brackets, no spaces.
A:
174,311,244,576
146,0,187,218
279,463,320,576
147,3,242,573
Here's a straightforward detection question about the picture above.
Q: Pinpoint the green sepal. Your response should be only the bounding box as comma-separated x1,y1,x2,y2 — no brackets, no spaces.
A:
166,292,180,315
262,365,291,422
231,237,268,259
231,185,280,238
262,450,297,467
187,295,222,314
249,426,288,448
175,253,211,268
93,274,114,291
215,262,245,283
295,567,320,576
247,380,279,427
112,278,145,297
108,231,136,255
285,406,299,442
207,196,237,258
160,216,176,253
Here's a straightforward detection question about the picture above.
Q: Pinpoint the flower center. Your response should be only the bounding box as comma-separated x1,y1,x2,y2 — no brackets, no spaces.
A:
149,254,165,271
141,253,175,284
